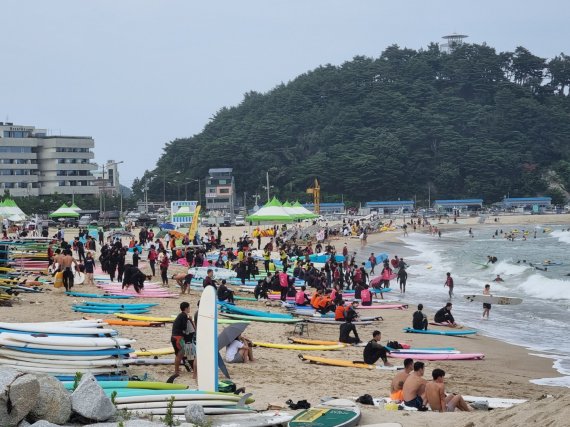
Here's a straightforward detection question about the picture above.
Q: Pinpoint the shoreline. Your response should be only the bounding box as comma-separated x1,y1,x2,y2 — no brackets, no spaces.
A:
351,228,567,389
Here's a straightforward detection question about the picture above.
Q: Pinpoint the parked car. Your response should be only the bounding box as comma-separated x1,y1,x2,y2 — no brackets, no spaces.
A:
234,215,245,226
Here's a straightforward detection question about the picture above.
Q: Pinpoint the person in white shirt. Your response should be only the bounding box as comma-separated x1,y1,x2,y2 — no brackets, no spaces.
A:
225,335,254,363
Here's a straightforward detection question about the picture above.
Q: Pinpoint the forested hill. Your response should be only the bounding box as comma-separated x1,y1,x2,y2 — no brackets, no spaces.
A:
133,43,570,205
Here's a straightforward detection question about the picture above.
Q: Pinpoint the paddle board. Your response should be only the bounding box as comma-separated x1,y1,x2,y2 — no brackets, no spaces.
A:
388,353,484,361
307,319,373,325
289,398,361,427
4,346,133,356
471,262,489,268
116,314,174,322
197,285,219,392
355,304,407,310
252,342,344,351
116,400,241,409
403,328,477,336
221,313,303,324
209,410,294,427
462,395,527,409
219,303,294,319
125,407,253,415
0,333,135,348
299,355,401,370
134,347,174,357
463,295,523,305
65,291,133,299
0,348,115,361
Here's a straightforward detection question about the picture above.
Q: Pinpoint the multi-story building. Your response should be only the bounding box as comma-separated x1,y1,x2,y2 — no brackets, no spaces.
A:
205,168,235,213
0,122,97,196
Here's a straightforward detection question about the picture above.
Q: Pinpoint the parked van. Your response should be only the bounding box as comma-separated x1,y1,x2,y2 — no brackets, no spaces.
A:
234,215,245,226
78,215,92,227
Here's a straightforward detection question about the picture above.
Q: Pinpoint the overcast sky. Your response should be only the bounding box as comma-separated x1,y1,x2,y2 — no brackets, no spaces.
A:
1,0,568,186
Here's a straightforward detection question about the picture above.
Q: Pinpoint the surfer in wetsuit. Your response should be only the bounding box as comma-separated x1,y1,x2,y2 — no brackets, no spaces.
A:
412,304,428,330
434,303,456,327
363,330,392,366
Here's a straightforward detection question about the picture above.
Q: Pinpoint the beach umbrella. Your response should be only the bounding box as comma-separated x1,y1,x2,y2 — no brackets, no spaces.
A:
217,322,249,379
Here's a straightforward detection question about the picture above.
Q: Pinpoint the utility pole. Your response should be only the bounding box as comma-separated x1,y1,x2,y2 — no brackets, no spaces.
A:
266,171,270,202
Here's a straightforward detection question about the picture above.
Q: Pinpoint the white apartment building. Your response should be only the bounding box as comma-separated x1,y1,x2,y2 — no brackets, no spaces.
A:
0,122,97,197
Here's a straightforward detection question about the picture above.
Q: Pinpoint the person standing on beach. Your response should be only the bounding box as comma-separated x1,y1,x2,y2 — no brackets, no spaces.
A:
369,253,377,274
397,268,407,293
482,284,492,320
171,301,192,378
425,369,473,412
444,272,454,299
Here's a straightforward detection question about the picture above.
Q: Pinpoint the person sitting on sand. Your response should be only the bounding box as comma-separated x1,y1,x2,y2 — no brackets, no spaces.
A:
218,279,235,304
334,299,347,321
434,303,456,326
225,334,254,363
425,368,473,412
402,361,427,410
339,320,361,344
412,304,428,330
363,330,392,366
390,358,414,401
295,285,310,306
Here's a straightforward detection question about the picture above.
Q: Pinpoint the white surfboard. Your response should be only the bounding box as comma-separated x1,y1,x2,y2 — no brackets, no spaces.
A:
462,395,527,408
0,348,112,361
463,295,523,305
117,400,240,410
209,411,294,427
0,332,134,348
114,393,242,405
197,285,218,392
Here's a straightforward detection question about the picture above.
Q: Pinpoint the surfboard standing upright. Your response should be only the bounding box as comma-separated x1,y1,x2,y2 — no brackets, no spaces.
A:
197,285,218,391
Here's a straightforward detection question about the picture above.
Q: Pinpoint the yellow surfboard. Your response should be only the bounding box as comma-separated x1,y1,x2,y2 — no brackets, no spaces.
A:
299,354,398,370
135,347,175,356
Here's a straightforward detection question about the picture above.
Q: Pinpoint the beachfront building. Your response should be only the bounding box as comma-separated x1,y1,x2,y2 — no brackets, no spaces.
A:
433,199,483,214
92,160,122,196
205,168,235,214
501,197,552,213
365,200,415,215
0,122,97,197
303,202,345,215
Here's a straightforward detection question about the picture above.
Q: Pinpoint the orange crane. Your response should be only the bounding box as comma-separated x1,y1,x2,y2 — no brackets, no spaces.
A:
306,178,320,214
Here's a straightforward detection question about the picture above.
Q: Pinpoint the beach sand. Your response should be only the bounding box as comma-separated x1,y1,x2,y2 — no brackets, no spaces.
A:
3,215,570,426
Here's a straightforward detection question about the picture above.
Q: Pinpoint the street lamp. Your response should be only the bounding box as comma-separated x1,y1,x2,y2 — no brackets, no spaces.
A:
190,178,202,206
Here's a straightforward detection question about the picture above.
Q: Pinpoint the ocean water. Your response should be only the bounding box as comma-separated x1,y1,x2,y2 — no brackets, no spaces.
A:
368,225,570,388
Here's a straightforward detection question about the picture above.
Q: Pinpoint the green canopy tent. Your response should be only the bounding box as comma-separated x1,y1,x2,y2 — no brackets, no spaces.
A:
246,197,293,222
69,203,82,212
49,204,80,218
291,201,319,219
